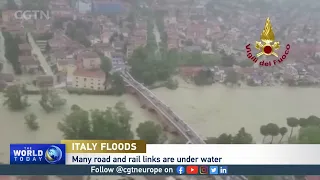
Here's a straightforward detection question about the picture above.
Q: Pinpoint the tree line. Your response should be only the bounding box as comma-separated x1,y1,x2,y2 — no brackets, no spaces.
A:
204,115,320,145
3,32,22,74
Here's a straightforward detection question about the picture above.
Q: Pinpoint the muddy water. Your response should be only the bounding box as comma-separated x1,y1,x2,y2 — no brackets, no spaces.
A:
152,79,320,143
1,83,319,162
0,93,154,163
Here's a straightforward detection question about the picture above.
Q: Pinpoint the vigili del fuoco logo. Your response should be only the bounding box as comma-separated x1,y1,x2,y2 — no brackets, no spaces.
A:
245,17,290,66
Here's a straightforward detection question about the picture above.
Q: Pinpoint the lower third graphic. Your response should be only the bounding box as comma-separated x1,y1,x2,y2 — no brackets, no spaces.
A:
176,166,185,175
10,144,65,164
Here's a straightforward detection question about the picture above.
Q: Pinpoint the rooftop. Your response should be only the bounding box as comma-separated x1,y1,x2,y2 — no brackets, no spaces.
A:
73,69,105,78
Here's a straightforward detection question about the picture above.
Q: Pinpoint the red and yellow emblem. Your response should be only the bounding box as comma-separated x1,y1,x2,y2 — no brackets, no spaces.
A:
255,17,280,57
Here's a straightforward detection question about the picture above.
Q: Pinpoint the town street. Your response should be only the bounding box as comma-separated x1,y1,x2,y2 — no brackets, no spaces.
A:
153,22,161,53
27,32,54,76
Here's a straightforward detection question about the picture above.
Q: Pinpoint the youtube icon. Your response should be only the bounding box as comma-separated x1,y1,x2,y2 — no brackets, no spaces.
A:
186,166,199,174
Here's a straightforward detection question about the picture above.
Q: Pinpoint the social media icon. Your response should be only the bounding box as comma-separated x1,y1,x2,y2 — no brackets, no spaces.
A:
200,166,208,174
176,166,185,175
186,166,199,174
219,166,228,174
209,166,219,175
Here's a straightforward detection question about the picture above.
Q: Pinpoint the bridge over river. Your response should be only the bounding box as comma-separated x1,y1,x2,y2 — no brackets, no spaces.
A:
120,71,247,180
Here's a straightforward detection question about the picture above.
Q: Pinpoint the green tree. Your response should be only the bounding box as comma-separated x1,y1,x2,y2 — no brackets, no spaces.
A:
3,32,21,74
129,46,167,85
286,117,299,142
3,85,29,111
224,70,239,86
216,133,233,144
194,69,213,86
232,127,253,144
65,22,91,47
299,118,309,127
24,113,39,131
266,123,279,144
58,102,134,140
221,54,235,67
205,137,218,144
306,115,320,126
100,56,112,76
278,127,288,143
39,89,66,113
136,121,166,144
298,126,320,144
165,78,179,90
108,72,126,95
91,102,134,140
260,125,269,143
58,105,92,139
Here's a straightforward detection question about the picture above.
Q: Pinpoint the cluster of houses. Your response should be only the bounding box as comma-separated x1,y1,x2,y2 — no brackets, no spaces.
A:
0,0,149,91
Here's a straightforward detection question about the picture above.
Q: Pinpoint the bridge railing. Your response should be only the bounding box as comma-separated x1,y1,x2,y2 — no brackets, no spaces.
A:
122,72,248,180
123,72,205,144
122,75,194,142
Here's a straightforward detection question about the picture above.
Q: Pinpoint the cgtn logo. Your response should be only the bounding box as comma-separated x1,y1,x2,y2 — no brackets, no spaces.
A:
10,144,65,164
14,10,51,20
245,17,291,66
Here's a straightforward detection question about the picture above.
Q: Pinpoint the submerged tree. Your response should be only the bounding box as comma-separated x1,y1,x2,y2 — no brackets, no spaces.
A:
58,102,134,140
136,121,167,144
24,113,39,131
205,127,254,144
266,123,279,144
233,127,253,144
260,125,269,143
39,89,66,113
3,84,29,111
286,117,299,142
278,127,288,143
57,105,92,139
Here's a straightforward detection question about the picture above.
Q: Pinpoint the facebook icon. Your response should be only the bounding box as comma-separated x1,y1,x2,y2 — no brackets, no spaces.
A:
219,166,228,174
176,166,185,175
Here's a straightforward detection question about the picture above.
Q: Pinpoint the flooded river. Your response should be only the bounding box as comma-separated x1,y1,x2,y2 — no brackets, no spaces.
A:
0,94,154,163
1,82,320,162
152,80,320,143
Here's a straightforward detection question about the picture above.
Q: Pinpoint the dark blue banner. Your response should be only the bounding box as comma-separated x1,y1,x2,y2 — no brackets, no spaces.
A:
10,144,66,165
0,165,319,175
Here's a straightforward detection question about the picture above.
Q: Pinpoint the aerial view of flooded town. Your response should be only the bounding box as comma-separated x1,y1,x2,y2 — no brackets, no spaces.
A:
1,0,320,179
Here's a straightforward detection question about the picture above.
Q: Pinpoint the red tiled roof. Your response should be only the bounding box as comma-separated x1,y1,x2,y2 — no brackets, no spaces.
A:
73,69,105,78
19,44,32,51
19,56,39,65
179,66,203,76
19,56,34,61
78,52,100,59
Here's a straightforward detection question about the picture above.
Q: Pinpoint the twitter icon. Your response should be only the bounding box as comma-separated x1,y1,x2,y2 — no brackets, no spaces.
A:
209,166,219,175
